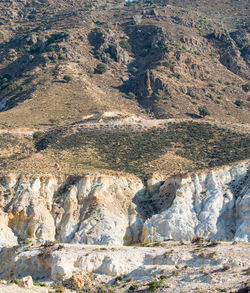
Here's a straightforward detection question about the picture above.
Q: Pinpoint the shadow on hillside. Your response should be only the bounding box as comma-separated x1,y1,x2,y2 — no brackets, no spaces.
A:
115,24,168,109
185,113,202,119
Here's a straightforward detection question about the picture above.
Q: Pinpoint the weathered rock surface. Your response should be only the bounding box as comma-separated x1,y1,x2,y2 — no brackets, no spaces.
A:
0,161,249,247
0,174,144,245
141,161,250,242
0,283,48,293
0,210,18,248
0,242,249,292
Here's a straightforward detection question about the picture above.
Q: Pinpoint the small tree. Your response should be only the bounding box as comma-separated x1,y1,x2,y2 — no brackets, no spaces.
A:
234,99,244,108
95,63,107,74
198,105,211,118
63,75,73,83
119,40,132,53
242,82,250,92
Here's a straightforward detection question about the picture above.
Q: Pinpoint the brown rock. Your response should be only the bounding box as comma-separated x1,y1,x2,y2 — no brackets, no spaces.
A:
20,276,33,288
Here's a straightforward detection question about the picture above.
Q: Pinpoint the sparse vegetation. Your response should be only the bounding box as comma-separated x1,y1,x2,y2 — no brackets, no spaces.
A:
234,99,244,108
63,75,73,83
0,1,249,292
95,63,107,74
119,40,132,53
128,92,136,99
148,279,165,291
34,121,250,177
198,106,211,117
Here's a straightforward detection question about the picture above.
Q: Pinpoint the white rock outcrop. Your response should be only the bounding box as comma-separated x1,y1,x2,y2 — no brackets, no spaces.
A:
0,174,144,245
0,210,18,248
141,161,250,242
0,242,249,286
0,160,249,246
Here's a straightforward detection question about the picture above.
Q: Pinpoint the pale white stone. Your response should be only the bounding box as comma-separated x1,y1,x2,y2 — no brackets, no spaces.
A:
142,162,250,242
0,210,18,248
0,161,249,247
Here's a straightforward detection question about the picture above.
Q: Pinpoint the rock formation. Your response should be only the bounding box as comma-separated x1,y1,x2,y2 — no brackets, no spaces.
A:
0,161,249,247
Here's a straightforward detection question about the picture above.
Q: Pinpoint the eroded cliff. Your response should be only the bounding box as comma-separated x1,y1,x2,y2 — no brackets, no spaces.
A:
0,160,249,248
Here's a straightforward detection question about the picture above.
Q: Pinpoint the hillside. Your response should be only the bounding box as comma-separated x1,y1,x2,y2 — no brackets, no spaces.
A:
0,0,249,130
0,1,249,292
0,0,249,177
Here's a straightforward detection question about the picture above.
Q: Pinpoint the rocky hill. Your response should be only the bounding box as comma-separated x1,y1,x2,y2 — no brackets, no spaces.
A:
0,0,249,292
0,0,249,128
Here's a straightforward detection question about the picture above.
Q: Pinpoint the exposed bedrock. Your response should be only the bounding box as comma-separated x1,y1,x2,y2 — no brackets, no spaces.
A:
142,161,250,242
0,160,249,247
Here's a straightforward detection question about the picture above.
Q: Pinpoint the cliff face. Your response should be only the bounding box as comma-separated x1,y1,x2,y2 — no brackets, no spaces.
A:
0,175,144,246
0,161,249,248
142,162,250,242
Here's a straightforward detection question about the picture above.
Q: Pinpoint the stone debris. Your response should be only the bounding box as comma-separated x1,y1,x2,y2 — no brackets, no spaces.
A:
20,276,33,288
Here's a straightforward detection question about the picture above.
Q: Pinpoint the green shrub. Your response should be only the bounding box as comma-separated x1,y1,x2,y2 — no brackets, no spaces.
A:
9,279,21,285
28,14,36,20
131,67,138,74
193,50,201,55
2,74,12,80
152,92,161,100
88,69,94,78
33,131,44,141
33,282,46,287
148,279,164,291
52,283,65,293
8,82,19,91
206,93,213,99
242,82,250,92
95,63,107,74
128,284,138,292
63,75,73,83
119,40,132,53
162,61,171,67
48,32,69,43
173,73,181,79
128,92,136,99
198,105,211,117
1,82,9,90
234,99,244,108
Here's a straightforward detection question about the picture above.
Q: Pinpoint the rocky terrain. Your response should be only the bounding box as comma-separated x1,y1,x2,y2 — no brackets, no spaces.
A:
0,160,249,292
0,241,250,293
0,0,249,291
0,0,249,128
0,160,249,247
